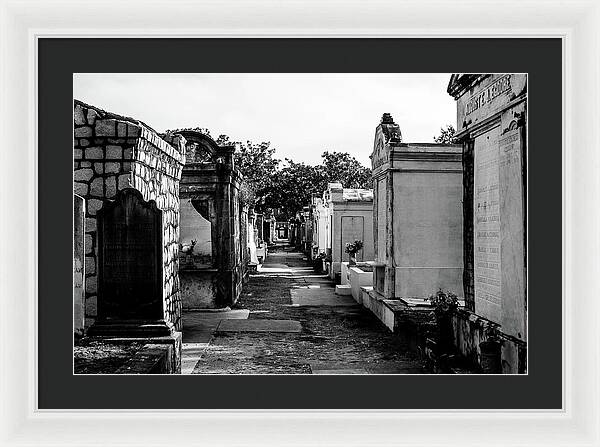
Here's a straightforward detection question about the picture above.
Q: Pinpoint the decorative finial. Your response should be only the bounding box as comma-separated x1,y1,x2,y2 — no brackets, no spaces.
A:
381,113,394,124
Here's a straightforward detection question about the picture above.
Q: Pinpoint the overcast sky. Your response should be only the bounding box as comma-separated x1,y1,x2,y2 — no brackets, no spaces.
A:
74,73,456,166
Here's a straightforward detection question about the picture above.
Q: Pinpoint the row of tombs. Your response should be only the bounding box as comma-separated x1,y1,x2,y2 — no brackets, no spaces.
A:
294,74,527,374
72,100,271,372
73,73,526,374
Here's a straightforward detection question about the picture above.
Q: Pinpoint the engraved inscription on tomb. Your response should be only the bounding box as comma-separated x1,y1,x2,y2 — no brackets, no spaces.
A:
465,75,512,117
474,127,502,322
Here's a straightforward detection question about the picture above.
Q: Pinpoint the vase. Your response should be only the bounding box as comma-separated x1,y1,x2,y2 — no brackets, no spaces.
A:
479,340,502,373
348,254,357,266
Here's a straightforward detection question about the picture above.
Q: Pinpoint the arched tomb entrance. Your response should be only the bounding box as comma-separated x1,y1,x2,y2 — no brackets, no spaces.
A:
177,131,245,309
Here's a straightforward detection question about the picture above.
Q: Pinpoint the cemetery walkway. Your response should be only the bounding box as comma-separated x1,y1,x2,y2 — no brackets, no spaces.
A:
182,243,425,374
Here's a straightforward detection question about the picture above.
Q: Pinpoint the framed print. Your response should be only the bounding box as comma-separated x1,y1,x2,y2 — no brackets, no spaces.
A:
1,0,599,446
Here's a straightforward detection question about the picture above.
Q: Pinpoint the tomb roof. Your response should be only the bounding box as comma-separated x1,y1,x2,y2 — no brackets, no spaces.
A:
342,189,373,202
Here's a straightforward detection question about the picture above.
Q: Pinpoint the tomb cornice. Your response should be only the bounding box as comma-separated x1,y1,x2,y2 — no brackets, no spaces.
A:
447,73,490,99
454,95,527,141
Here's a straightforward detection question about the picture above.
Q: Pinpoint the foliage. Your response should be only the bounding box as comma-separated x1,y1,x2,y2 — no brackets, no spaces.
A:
345,240,364,255
265,159,325,219
319,151,372,190
164,126,213,137
484,322,503,343
264,152,372,218
433,124,457,144
427,289,459,315
233,140,281,211
166,129,372,218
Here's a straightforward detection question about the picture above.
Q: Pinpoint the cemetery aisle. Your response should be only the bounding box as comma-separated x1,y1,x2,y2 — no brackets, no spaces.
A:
185,243,424,374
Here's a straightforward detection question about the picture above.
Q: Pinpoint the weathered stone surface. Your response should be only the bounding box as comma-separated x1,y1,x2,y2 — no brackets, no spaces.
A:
86,147,104,159
127,124,141,137
85,234,92,254
74,195,85,336
74,168,93,182
85,256,96,275
499,127,526,340
473,126,501,322
105,176,116,197
87,198,103,216
105,162,120,174
106,145,122,159
79,139,90,147
118,174,131,190
74,105,86,125
74,148,83,160
95,120,116,137
87,108,99,125
85,275,96,294
90,177,104,197
74,100,185,333
291,288,357,307
86,295,97,317
74,182,88,196
85,217,96,232
74,126,92,138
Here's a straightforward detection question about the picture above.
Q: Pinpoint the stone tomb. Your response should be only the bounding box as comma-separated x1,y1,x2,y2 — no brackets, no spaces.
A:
90,188,170,335
321,183,374,280
370,114,463,301
177,130,245,310
73,194,85,337
448,74,527,373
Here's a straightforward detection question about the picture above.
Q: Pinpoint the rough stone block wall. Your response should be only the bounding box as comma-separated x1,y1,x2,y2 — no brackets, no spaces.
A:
73,101,185,330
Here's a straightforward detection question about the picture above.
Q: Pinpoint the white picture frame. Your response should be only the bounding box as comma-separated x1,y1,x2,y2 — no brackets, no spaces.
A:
1,0,598,445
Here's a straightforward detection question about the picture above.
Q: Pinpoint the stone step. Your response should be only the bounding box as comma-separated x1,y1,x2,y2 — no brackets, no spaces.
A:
335,284,352,296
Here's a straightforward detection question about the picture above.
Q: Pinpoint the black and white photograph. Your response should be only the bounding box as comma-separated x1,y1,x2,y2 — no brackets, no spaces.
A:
73,73,527,375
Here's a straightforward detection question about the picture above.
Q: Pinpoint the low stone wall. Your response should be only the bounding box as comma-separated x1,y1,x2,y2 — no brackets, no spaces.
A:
75,333,182,374
340,262,350,285
451,309,527,374
74,100,185,330
348,267,373,303
180,270,218,310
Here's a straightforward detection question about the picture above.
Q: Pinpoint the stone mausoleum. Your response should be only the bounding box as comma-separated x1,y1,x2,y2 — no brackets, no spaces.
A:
370,114,463,303
176,130,245,309
315,183,374,281
73,100,186,372
448,74,527,373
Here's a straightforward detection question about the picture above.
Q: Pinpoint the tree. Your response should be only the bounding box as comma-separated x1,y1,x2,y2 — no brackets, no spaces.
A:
265,151,372,218
266,159,325,219
233,140,281,211
433,124,456,144
319,151,372,190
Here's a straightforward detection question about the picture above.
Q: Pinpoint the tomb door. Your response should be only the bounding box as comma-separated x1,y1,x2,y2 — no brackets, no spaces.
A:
97,189,163,321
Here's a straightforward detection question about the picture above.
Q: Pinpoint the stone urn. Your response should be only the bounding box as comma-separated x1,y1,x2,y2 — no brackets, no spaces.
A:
479,340,502,373
348,253,357,266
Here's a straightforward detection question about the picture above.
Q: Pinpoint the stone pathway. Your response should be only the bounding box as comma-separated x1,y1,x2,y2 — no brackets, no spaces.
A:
181,243,425,374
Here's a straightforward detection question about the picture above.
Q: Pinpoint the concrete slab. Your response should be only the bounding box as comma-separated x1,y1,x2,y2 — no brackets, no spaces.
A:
309,362,368,374
181,342,210,374
216,319,302,333
291,288,357,307
182,309,249,343
335,284,352,296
